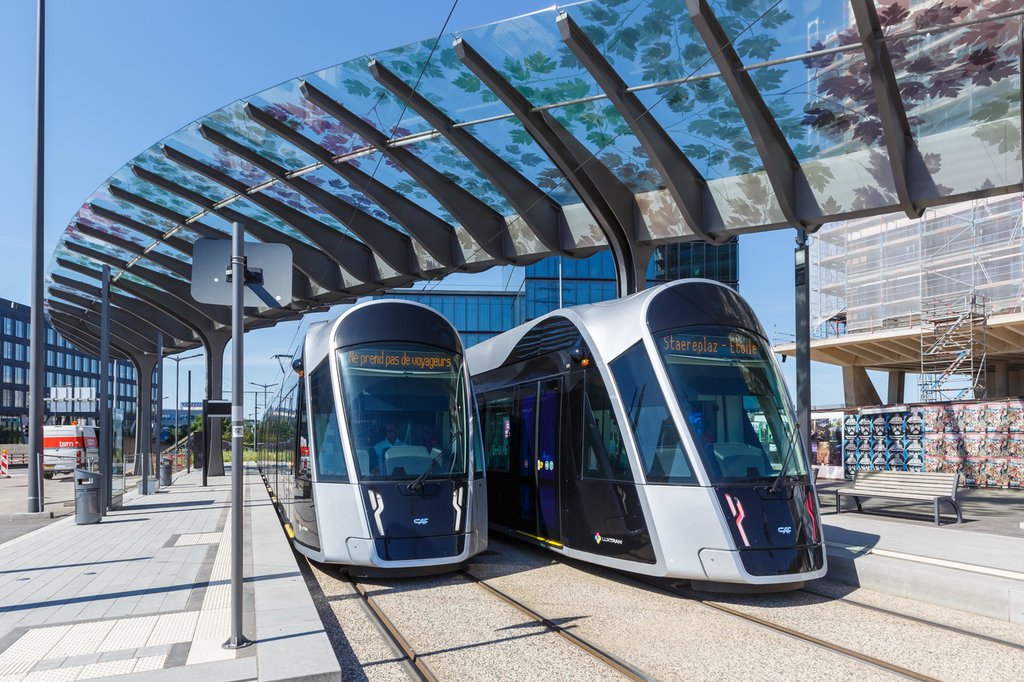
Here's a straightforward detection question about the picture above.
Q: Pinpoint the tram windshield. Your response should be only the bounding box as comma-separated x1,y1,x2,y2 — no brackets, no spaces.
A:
337,343,468,483
654,327,807,484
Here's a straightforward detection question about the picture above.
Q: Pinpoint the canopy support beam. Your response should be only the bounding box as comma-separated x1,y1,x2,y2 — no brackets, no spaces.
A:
686,0,820,230
455,37,650,297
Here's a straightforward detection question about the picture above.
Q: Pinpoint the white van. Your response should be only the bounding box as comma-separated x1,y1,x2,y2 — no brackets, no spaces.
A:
43,424,99,478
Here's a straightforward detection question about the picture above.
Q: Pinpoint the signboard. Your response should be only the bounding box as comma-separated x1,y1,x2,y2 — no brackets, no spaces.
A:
191,238,292,308
342,348,455,372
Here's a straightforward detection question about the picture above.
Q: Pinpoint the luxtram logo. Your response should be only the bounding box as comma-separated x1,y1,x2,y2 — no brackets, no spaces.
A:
593,532,622,545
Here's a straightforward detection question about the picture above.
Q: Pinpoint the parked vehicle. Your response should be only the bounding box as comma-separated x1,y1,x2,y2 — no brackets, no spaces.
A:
43,424,99,478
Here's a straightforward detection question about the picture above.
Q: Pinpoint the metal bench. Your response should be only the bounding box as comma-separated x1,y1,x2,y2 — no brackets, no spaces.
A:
835,470,963,526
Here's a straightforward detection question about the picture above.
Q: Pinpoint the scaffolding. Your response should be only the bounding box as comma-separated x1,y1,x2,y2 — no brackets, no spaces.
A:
810,194,1024,336
919,295,987,402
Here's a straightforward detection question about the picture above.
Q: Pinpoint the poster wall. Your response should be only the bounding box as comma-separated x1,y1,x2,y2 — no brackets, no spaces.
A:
840,399,1024,488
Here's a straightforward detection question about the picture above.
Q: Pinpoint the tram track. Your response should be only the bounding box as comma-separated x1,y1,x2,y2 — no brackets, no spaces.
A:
797,585,1024,653
345,573,439,682
648,580,939,682
460,569,651,681
488,535,1011,681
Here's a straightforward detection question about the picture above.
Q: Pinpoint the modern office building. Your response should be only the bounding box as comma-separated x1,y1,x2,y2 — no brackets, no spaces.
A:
383,241,738,346
0,297,138,442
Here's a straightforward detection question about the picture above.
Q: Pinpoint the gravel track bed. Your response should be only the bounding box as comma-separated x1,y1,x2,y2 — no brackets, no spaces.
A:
357,570,624,680
303,559,410,682
699,584,1024,680
473,538,900,681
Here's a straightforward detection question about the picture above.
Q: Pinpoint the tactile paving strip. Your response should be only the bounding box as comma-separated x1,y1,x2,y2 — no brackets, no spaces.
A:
173,532,223,547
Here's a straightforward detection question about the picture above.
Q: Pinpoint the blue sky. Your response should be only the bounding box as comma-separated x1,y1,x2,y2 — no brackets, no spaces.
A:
0,0,874,415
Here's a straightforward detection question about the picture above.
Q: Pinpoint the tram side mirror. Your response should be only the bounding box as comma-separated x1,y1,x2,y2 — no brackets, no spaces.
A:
292,358,304,376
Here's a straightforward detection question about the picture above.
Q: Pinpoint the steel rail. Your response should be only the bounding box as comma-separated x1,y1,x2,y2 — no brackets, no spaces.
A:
460,570,651,682
653,580,939,682
797,586,1024,653
345,575,438,682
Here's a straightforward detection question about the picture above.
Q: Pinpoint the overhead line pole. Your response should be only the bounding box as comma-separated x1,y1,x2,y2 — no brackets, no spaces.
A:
27,0,45,514
224,221,251,650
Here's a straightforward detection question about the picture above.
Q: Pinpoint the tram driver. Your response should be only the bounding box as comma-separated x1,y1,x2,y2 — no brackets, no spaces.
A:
371,420,403,474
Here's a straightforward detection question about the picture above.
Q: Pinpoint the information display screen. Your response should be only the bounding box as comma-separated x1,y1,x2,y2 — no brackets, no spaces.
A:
342,347,455,372
660,333,761,359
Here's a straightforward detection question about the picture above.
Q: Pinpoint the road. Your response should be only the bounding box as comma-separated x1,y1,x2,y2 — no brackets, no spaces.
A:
0,469,74,544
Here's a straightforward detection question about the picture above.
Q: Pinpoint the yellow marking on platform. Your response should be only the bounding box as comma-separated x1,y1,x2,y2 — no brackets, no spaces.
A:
284,523,295,538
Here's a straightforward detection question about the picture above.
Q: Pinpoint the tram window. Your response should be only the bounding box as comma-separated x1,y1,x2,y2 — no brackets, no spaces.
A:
337,343,468,482
610,343,696,485
309,361,347,481
295,377,309,478
581,369,632,482
655,327,806,483
480,388,513,473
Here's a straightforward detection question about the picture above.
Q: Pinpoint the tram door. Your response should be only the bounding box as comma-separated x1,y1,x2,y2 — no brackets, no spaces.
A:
535,378,561,543
514,380,562,542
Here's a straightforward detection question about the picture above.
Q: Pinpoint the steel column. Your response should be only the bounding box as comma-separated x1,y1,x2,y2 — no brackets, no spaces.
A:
27,0,45,514
224,221,251,650
99,265,111,512
153,332,163,490
795,231,811,468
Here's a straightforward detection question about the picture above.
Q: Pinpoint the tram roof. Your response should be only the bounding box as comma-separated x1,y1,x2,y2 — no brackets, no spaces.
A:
46,0,1024,365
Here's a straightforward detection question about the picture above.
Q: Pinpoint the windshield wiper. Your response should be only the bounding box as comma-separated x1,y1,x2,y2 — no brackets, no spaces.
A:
406,428,462,493
769,423,802,494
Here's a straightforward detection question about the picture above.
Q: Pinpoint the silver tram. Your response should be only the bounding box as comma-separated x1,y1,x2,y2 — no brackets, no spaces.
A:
467,280,825,587
258,300,487,574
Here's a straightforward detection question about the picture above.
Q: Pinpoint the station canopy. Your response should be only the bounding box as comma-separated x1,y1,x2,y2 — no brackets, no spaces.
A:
45,0,1024,364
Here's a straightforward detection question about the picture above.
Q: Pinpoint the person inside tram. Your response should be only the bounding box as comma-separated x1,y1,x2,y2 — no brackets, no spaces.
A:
371,420,403,474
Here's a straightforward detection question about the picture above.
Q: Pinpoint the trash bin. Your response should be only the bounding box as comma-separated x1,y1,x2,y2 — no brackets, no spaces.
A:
159,457,172,487
74,469,102,525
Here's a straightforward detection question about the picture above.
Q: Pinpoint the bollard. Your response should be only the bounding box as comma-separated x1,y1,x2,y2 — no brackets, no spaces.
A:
0,449,8,478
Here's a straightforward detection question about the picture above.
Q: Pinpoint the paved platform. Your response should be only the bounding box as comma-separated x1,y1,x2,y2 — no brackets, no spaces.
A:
818,481,1024,624
0,467,339,681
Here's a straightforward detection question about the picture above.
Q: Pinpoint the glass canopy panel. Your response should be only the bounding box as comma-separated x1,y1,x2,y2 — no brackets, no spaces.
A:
137,138,237,205
247,82,373,158
455,8,604,107
216,196,321,248
204,102,320,173
447,116,583,206
343,153,461,228
309,50,436,140
890,15,1023,197
400,134,515,215
164,124,273,189
566,0,720,88
636,76,761,179
749,51,897,215
257,180,371,239
709,0,852,62
552,98,662,194
102,167,211,230
370,37,508,129
302,164,410,225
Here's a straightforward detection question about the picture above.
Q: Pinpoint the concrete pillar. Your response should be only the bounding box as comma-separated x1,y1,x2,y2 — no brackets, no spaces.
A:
843,366,882,408
204,332,229,477
1008,369,1022,398
993,362,1009,399
131,354,158,492
887,371,906,405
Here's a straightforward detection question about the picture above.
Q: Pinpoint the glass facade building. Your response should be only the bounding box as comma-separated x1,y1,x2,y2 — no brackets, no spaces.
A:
0,297,138,443
384,241,738,348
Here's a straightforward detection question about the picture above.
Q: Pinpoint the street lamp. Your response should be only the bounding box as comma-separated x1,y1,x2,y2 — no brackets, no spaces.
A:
249,381,277,447
167,352,202,455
